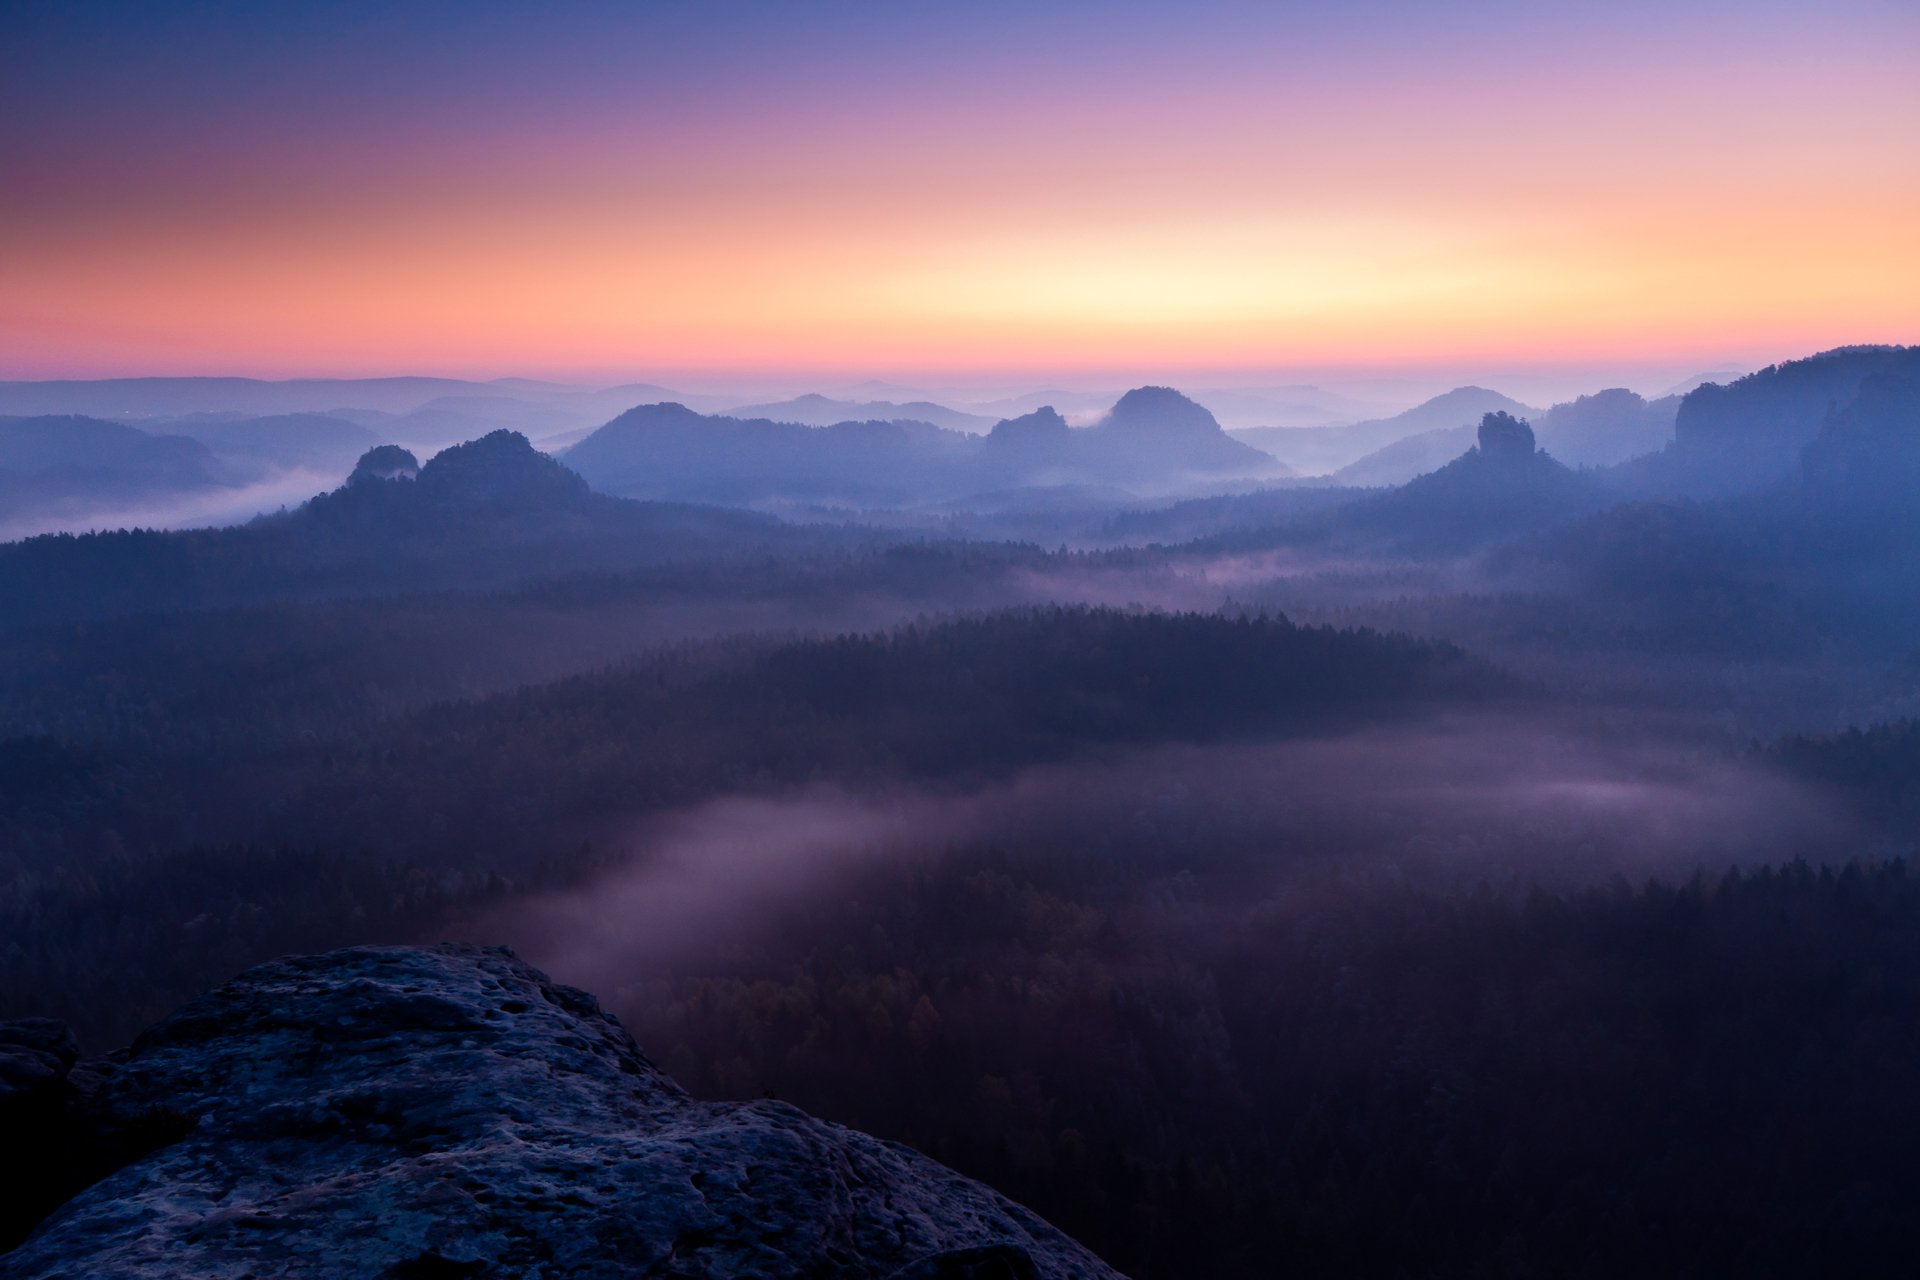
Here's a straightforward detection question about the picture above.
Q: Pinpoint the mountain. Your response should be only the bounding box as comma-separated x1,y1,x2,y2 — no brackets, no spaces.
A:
1330,424,1475,486
0,376,512,419
1278,412,1611,555
566,403,977,505
1231,386,1540,474
1798,368,1920,536
1661,368,1750,397
0,944,1121,1278
568,388,1287,507
722,392,999,434
150,412,379,474
1330,388,1682,486
1634,346,1920,497
0,416,233,533
1083,385,1284,479
0,379,729,449
0,431,860,627
1531,388,1679,467
1515,370,1920,657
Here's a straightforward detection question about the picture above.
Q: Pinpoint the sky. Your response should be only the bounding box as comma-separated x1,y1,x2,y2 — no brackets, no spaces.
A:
2,0,1916,385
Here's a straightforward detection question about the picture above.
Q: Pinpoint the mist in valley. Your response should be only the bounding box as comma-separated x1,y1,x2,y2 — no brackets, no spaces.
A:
5,348,1920,1276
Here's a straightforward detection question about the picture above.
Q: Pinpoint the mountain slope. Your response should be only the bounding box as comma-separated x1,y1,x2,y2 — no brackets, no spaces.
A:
1331,424,1475,486
1329,412,1612,553
1328,388,1682,486
0,944,1121,1278
1231,386,1539,474
1627,345,1920,497
0,431,859,626
1217,412,1611,556
154,412,379,474
0,416,234,532
568,388,1286,506
1531,388,1678,467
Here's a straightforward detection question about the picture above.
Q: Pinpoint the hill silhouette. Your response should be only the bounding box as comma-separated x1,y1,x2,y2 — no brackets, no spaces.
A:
1203,412,1608,556
153,412,378,475
0,416,234,531
0,431,861,626
1616,346,1920,497
721,392,997,434
1231,386,1539,474
566,387,1285,506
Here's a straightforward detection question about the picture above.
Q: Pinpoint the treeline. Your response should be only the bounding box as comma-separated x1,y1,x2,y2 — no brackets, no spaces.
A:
0,606,1502,876
1773,720,1920,839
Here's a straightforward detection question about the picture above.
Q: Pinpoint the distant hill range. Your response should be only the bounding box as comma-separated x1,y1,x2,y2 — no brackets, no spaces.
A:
0,431,867,626
1231,387,1541,474
1330,388,1681,486
1304,411,1612,554
1616,346,1920,498
0,416,237,536
566,385,1288,506
1512,357,1920,656
0,377,730,452
718,392,999,434
1154,411,1612,560
148,412,380,473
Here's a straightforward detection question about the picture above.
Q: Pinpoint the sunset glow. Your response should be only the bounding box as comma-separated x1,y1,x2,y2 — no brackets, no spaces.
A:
4,0,1916,379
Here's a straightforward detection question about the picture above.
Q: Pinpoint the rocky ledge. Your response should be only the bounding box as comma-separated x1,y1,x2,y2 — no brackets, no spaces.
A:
0,945,1121,1279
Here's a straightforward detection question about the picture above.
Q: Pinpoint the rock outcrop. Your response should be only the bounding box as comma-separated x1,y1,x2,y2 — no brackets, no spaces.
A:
348,444,421,484
0,945,1121,1279
1475,410,1536,459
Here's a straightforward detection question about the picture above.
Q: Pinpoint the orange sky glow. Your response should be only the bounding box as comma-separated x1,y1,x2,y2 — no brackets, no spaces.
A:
3,1,1915,381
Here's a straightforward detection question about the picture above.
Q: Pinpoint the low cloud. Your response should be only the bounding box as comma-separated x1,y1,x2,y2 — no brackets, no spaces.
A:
476,710,1855,994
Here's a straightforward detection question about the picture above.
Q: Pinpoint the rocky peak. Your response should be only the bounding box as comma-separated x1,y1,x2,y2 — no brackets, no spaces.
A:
347,443,420,484
0,945,1121,1279
986,406,1072,447
1099,386,1222,438
1476,411,1537,458
415,430,589,506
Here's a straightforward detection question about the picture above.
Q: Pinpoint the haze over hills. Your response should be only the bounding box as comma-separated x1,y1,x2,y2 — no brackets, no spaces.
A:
0,430,873,627
147,412,381,474
9,343,1920,1279
1216,411,1614,556
1647,345,1920,497
566,385,1287,507
1230,386,1541,474
1330,388,1681,486
8,0,1917,1267
720,392,999,434
1515,357,1920,657
0,416,242,537
0,377,733,450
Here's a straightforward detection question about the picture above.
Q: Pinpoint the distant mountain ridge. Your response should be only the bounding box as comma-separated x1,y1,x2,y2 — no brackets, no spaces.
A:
1231,386,1541,474
566,386,1287,506
1622,345,1920,498
1195,411,1612,557
0,431,867,626
1329,388,1680,486
720,392,999,434
0,416,236,534
151,412,379,474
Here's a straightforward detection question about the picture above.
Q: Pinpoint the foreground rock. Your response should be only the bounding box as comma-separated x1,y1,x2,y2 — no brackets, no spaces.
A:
1,945,1122,1279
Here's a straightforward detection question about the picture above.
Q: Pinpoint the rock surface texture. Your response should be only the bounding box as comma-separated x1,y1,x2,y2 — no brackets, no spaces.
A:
0,945,1122,1280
